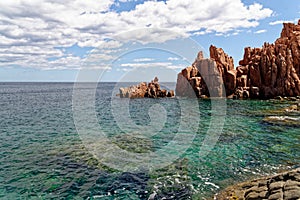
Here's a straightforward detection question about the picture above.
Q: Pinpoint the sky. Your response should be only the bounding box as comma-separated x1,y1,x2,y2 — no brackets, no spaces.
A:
0,0,299,82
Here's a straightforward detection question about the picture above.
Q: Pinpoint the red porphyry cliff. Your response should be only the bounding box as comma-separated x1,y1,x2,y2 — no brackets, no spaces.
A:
176,19,300,99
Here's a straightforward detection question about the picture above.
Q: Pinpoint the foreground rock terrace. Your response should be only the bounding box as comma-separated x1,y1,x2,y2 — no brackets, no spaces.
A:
215,168,300,200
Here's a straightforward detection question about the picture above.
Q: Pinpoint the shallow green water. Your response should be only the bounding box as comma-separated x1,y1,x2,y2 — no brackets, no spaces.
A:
0,82,299,199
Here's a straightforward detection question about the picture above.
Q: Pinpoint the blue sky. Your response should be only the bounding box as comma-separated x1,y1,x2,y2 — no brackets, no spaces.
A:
0,0,299,82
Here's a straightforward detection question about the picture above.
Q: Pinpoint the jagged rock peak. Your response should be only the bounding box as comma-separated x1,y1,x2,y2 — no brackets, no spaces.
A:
176,19,300,99
237,19,300,98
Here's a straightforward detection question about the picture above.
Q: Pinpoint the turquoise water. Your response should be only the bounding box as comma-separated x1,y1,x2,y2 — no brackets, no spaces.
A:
0,82,299,199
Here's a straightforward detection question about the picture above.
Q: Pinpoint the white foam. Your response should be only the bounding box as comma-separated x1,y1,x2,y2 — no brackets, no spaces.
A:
204,182,220,189
268,116,300,121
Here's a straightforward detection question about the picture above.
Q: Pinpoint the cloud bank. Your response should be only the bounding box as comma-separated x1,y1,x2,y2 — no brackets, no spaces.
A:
0,0,273,70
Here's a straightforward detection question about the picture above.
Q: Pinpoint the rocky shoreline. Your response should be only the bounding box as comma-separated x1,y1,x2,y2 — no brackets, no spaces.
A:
214,100,300,200
119,20,300,100
176,20,300,100
214,168,300,200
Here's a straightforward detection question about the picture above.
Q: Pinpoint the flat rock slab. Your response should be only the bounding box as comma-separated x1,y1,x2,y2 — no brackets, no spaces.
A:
215,168,300,200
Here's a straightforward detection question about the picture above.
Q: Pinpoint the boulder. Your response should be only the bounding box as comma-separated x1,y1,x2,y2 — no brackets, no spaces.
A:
167,90,174,97
159,89,167,97
237,75,248,88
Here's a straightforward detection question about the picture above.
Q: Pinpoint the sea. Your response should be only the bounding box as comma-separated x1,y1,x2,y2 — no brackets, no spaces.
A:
0,82,299,199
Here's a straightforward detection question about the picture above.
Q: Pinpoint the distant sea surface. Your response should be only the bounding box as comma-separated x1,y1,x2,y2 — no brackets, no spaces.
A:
0,82,299,199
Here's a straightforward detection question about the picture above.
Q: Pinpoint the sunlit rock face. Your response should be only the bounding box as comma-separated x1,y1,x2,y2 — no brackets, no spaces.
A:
176,20,300,99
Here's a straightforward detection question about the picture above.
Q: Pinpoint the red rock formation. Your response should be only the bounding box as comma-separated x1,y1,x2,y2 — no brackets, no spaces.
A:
119,77,174,98
209,45,236,96
237,20,300,98
175,45,231,98
176,19,300,99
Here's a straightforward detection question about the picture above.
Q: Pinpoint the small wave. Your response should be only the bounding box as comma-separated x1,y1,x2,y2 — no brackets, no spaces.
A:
267,116,300,121
204,182,220,189
262,115,300,127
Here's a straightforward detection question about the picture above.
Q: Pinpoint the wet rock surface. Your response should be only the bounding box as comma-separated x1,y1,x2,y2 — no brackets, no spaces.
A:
176,20,300,99
119,77,174,98
215,168,300,200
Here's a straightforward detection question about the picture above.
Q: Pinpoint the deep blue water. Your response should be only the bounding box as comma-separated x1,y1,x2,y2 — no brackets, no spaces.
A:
0,82,299,199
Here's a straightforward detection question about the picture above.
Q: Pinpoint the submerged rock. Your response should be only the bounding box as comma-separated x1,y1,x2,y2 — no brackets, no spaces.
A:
119,77,174,98
148,158,194,200
111,133,153,153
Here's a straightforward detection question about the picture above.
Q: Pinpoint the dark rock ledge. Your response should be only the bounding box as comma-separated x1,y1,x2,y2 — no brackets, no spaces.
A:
214,168,300,200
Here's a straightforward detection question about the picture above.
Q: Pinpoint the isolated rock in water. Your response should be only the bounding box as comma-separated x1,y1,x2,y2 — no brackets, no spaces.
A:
119,77,174,98
176,19,300,99
119,82,148,98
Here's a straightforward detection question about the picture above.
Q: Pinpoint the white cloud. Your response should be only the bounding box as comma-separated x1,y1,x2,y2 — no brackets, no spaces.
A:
117,67,134,72
254,29,267,34
165,65,186,70
269,20,293,26
119,0,138,2
269,19,298,26
119,62,185,71
193,31,207,36
0,0,273,70
120,62,173,68
88,53,115,61
119,61,186,71
133,58,155,62
167,57,180,61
